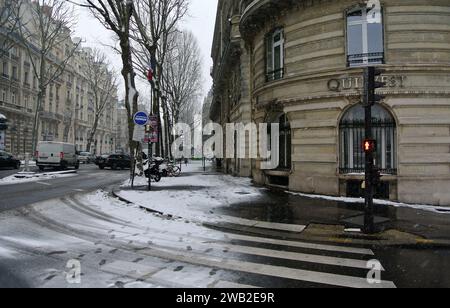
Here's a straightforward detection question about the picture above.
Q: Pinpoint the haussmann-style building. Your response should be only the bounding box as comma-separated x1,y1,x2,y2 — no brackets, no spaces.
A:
210,0,450,206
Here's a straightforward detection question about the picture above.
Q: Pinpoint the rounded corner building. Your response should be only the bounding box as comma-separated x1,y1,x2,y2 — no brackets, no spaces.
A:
210,0,450,206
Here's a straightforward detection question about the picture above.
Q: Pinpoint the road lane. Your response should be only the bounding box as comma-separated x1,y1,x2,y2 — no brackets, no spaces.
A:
0,165,129,212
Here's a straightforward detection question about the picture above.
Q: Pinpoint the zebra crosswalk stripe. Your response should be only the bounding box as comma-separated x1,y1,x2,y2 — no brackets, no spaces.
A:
222,232,375,256
133,245,396,288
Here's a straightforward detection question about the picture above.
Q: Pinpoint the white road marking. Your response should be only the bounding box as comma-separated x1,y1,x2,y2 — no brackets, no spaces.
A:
36,182,51,186
132,235,377,271
223,244,381,271
137,246,396,288
215,215,306,233
222,233,374,256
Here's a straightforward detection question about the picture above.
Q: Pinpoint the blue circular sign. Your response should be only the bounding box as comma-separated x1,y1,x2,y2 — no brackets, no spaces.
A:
134,112,149,126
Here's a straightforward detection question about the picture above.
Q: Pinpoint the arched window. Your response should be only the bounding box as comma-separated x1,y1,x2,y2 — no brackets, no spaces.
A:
340,104,396,174
268,113,291,170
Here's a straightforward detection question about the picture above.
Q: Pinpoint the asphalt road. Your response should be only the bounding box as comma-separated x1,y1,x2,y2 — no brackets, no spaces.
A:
0,164,129,212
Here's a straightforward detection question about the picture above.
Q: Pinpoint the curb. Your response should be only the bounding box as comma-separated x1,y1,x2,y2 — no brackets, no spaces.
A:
111,189,450,249
13,170,78,179
112,190,166,216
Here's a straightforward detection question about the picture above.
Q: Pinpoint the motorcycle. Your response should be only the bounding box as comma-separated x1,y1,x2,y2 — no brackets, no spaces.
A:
143,158,164,183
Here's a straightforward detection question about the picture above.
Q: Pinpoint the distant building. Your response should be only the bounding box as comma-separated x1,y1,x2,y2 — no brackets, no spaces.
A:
0,0,119,156
115,101,130,154
202,89,213,128
211,0,450,206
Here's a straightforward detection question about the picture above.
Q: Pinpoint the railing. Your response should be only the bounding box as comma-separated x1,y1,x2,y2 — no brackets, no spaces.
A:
266,68,284,82
347,52,384,67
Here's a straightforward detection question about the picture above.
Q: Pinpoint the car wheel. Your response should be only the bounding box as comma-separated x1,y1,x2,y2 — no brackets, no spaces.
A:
15,162,21,170
99,165,105,170
38,166,45,172
75,163,80,170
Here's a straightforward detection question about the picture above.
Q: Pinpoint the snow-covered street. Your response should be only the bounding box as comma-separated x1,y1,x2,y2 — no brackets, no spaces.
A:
2,162,450,288
0,189,398,288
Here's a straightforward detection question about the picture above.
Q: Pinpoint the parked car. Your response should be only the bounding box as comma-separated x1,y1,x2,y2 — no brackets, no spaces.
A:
97,154,131,170
36,142,79,171
78,152,95,164
95,154,109,166
0,151,21,169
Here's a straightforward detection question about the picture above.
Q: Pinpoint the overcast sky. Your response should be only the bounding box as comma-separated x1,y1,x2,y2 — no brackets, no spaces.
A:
74,0,218,102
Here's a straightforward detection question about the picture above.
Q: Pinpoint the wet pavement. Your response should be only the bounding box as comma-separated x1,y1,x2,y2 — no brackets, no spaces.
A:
214,189,450,241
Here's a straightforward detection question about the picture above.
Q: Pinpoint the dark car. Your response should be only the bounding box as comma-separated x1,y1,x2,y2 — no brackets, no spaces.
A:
97,154,131,170
0,151,21,169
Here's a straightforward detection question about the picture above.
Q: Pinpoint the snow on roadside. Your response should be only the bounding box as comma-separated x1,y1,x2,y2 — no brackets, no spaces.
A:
0,246,15,258
0,171,77,186
288,191,450,214
20,160,37,167
83,190,224,239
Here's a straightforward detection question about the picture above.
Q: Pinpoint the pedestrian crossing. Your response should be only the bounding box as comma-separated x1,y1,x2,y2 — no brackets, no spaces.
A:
100,230,396,288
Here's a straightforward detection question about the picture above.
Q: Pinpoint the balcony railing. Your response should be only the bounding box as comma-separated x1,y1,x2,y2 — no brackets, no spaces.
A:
347,52,384,67
266,68,284,82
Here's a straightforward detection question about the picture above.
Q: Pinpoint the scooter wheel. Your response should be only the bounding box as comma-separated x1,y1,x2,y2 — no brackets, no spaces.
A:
154,174,162,183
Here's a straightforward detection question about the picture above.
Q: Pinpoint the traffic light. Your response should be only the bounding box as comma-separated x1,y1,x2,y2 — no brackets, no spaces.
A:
363,139,376,153
364,67,386,106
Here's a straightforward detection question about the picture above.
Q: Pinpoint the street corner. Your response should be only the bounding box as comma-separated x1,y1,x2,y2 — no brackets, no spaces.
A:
297,223,450,249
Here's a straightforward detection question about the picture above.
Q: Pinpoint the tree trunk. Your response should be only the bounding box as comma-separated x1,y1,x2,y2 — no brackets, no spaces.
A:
86,116,100,153
119,34,141,178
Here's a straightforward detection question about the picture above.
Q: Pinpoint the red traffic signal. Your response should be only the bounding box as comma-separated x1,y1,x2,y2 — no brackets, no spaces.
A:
363,139,377,153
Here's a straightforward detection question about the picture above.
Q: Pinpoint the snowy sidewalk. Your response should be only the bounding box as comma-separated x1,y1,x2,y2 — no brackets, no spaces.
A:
114,162,306,233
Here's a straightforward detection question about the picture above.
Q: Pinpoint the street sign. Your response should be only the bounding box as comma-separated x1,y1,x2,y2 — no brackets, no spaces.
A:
132,125,146,142
134,111,149,126
148,115,159,143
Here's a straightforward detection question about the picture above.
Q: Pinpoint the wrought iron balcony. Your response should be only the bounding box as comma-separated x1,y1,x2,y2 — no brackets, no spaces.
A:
347,52,384,67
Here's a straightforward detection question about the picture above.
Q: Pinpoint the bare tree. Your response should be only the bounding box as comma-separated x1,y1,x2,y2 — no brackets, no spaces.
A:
0,0,24,57
163,30,202,125
85,48,118,153
17,0,80,154
131,0,189,157
82,0,140,161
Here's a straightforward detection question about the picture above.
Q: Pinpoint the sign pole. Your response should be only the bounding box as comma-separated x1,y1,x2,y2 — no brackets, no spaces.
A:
364,67,375,234
148,138,152,192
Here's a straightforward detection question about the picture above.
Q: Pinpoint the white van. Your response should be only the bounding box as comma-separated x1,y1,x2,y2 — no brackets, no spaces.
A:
36,142,80,171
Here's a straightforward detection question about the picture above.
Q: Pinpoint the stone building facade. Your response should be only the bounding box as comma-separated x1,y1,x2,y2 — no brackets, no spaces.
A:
211,0,450,206
0,0,119,157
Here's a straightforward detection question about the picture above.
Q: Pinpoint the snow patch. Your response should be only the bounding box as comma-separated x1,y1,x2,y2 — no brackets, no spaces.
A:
0,246,15,258
288,191,450,215
0,171,77,186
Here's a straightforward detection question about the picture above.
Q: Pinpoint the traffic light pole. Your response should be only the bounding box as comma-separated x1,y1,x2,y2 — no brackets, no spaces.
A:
364,67,375,233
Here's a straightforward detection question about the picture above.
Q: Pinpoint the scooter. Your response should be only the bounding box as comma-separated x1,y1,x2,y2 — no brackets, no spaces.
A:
143,158,164,183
